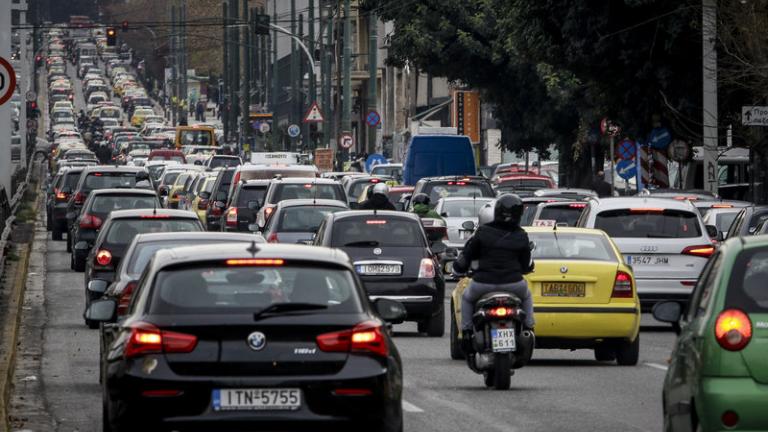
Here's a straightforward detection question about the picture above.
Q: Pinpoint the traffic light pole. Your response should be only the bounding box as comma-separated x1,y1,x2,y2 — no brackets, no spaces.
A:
342,0,352,147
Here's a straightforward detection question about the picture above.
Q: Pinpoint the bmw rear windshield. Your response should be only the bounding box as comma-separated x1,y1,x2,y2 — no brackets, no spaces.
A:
332,217,426,247
595,209,702,238
83,172,139,191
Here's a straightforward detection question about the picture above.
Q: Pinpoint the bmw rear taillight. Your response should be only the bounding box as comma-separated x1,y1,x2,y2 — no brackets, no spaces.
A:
681,245,715,258
124,321,198,359
117,281,136,316
316,321,388,357
74,191,85,204
95,249,112,266
79,213,103,229
226,207,238,226
715,309,752,351
418,258,435,279
612,271,634,298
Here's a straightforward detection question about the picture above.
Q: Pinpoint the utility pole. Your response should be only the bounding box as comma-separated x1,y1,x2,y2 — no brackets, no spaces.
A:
299,13,307,151
242,0,251,154
222,1,229,139
325,0,334,149
0,0,10,198
289,0,298,151
308,0,316,151
342,0,352,144
180,0,188,125
170,3,178,126
367,13,378,154
271,0,279,150
702,0,719,196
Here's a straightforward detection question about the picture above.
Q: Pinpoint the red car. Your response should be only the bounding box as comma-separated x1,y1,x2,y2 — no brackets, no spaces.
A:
148,149,186,164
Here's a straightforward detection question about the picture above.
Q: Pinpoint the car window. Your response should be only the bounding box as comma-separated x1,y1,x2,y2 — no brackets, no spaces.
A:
127,239,246,276
726,247,768,313
715,211,739,234
426,182,494,202
499,179,551,189
595,209,702,238
537,205,586,227
91,195,158,213
441,200,491,218
83,173,137,191
350,181,377,200
273,184,343,202
528,232,615,262
727,209,746,239
209,157,240,169
747,211,768,234
150,266,362,314
63,171,83,190
237,187,267,206
162,172,181,186
105,218,201,245
686,252,722,321
277,206,345,232
331,217,426,247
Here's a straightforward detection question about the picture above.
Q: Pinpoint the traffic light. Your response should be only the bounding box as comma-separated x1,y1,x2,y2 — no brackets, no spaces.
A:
106,27,117,46
254,14,270,35
26,101,39,118
121,20,129,32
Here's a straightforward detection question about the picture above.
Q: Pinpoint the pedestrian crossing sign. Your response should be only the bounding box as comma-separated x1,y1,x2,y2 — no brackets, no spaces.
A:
303,101,324,123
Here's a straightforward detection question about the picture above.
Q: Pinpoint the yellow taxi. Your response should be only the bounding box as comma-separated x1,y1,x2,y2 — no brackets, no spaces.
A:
165,171,195,209
130,108,156,128
450,226,640,365
190,175,217,223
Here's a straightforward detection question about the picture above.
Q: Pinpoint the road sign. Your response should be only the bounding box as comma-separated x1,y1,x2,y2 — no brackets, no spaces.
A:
742,106,768,126
259,122,271,134
453,90,481,144
314,148,334,172
616,159,637,180
25,90,36,102
648,127,672,149
366,110,381,127
339,133,354,149
617,138,636,160
287,124,301,138
365,153,387,172
0,57,17,106
303,101,324,123
668,140,690,162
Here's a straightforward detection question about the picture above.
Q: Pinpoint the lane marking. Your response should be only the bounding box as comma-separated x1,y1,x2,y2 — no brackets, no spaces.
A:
402,400,424,413
645,362,669,371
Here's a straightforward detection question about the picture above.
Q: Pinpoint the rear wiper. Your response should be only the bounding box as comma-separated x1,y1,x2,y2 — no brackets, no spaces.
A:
253,302,327,320
343,240,380,247
645,234,675,238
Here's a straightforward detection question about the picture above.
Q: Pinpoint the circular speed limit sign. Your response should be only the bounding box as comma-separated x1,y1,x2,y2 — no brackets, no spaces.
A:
0,57,16,107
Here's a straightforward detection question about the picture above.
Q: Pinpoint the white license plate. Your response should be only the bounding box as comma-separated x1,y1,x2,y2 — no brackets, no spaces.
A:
212,388,301,411
625,255,669,265
491,328,516,353
356,264,401,275
459,230,472,240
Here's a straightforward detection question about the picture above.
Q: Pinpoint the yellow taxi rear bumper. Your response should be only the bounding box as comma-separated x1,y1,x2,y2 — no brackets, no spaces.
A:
534,305,640,340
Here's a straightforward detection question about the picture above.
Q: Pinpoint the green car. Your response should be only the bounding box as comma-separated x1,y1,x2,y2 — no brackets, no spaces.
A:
654,236,768,431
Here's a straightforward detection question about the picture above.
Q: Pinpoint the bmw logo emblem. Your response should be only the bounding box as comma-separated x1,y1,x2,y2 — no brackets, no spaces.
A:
560,266,568,274
373,248,382,255
247,331,267,351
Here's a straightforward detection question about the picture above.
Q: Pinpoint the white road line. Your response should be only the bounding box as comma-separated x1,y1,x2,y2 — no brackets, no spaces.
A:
402,400,425,413
645,362,669,371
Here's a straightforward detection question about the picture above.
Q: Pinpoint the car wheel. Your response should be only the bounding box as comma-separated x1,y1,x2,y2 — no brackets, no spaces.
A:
46,211,52,231
615,336,640,366
449,301,465,360
106,392,165,432
52,226,63,241
420,307,445,337
66,234,72,252
594,344,616,362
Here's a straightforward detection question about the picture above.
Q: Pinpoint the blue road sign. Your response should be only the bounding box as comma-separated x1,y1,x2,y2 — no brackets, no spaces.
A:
365,153,387,173
366,110,381,127
616,159,637,180
648,127,671,150
617,138,636,160
287,124,301,138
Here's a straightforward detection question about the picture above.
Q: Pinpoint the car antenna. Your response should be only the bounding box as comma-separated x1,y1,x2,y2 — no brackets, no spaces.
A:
313,178,318,205
152,198,157,215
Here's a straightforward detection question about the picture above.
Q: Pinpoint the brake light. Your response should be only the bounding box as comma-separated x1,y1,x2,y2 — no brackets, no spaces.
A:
370,178,380,183
79,213,103,229
629,208,664,213
316,321,388,357
210,202,223,216
712,204,733,208
612,271,633,298
489,307,514,317
681,245,715,258
226,207,238,226
117,281,137,316
233,172,241,183
95,249,112,266
715,309,752,351
418,258,435,279
366,220,387,225
267,233,279,243
140,215,171,219
74,191,85,204
569,203,587,208
124,322,198,359
55,190,68,200
226,258,285,266
265,206,274,217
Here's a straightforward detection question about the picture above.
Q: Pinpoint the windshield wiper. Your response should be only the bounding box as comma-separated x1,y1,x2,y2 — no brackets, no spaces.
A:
645,233,675,238
343,240,380,247
253,302,327,321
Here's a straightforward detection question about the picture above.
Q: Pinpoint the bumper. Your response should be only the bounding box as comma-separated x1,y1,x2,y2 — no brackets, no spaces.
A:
106,355,400,428
52,206,68,229
362,279,444,320
697,377,768,431
89,270,116,284
532,304,640,341
636,278,695,310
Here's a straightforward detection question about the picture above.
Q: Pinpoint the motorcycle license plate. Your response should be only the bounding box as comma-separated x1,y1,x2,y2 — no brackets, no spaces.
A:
491,328,516,353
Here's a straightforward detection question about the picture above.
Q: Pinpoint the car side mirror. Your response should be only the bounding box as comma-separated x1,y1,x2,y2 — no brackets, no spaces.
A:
652,301,682,330
247,200,260,210
199,191,210,200
431,241,447,255
159,188,168,197
87,279,109,295
74,241,91,251
461,220,476,231
374,298,407,324
705,224,719,239
84,299,117,323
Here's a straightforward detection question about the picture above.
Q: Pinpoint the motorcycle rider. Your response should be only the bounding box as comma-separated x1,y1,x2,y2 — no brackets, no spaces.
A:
360,183,396,211
410,193,444,220
452,194,535,354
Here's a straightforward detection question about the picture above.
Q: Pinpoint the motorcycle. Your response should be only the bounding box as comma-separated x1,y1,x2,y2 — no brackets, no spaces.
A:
449,220,535,390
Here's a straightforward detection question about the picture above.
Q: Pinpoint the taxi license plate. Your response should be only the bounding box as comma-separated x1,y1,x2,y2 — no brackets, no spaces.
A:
212,388,301,411
625,255,669,266
491,328,516,352
356,264,401,275
541,282,586,297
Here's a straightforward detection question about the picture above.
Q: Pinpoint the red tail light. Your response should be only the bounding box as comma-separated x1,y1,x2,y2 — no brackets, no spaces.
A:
316,321,388,357
55,189,69,200
489,307,514,317
417,258,435,279
226,207,238,226
265,206,275,219
210,201,224,216
267,232,279,243
95,249,112,266
612,271,634,298
569,203,587,208
681,245,715,258
226,258,285,266
117,281,137,316
79,213,103,229
74,191,85,204
197,199,208,210
124,322,198,359
715,309,752,351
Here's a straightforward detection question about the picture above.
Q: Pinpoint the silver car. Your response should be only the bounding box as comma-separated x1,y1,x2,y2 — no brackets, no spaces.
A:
434,197,495,249
577,197,718,311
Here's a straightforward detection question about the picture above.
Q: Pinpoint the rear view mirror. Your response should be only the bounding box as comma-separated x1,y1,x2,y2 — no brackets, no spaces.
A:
705,224,719,239
652,301,682,325
247,200,260,210
199,191,211,200
87,279,109,295
84,299,117,323
374,299,407,324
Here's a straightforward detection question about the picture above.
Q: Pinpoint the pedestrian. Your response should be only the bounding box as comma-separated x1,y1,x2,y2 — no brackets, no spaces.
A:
196,101,205,122
592,170,612,197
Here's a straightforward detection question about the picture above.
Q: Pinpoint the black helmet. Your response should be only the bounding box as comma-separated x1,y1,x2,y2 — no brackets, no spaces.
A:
494,194,523,225
412,193,430,207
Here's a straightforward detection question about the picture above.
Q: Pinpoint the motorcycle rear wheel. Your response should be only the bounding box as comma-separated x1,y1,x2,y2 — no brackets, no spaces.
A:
492,354,512,390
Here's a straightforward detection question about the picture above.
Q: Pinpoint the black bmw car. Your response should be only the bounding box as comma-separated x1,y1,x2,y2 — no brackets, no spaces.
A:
86,243,406,432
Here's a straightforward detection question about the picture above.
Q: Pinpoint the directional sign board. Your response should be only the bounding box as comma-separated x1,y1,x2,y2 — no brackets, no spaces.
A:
365,153,387,172
287,124,301,138
0,57,16,106
303,101,324,123
648,127,672,149
616,159,638,180
339,132,354,149
742,106,768,126
259,122,271,134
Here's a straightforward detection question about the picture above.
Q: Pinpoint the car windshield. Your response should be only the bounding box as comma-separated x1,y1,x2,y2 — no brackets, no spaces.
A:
209,157,240,168
147,165,164,181
537,205,587,227
727,248,768,313
277,206,345,233
499,179,551,189
273,184,343,202
332,217,425,247
150,265,361,315
127,240,245,276
83,173,137,191
715,211,739,233
162,172,181,185
105,218,201,245
441,199,491,218
427,182,494,203
180,130,211,145
595,209,702,238
90,195,157,214
371,166,401,178
528,232,615,261
237,187,267,206
350,181,379,200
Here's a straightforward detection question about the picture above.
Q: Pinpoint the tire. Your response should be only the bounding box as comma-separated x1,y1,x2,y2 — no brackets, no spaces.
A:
73,253,86,272
615,336,640,366
46,211,52,231
449,302,465,360
66,233,72,252
492,353,512,390
420,307,445,337
594,345,616,362
52,226,63,241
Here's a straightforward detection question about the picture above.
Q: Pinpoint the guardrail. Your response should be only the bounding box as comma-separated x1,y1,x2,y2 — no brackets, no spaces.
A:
0,156,42,279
